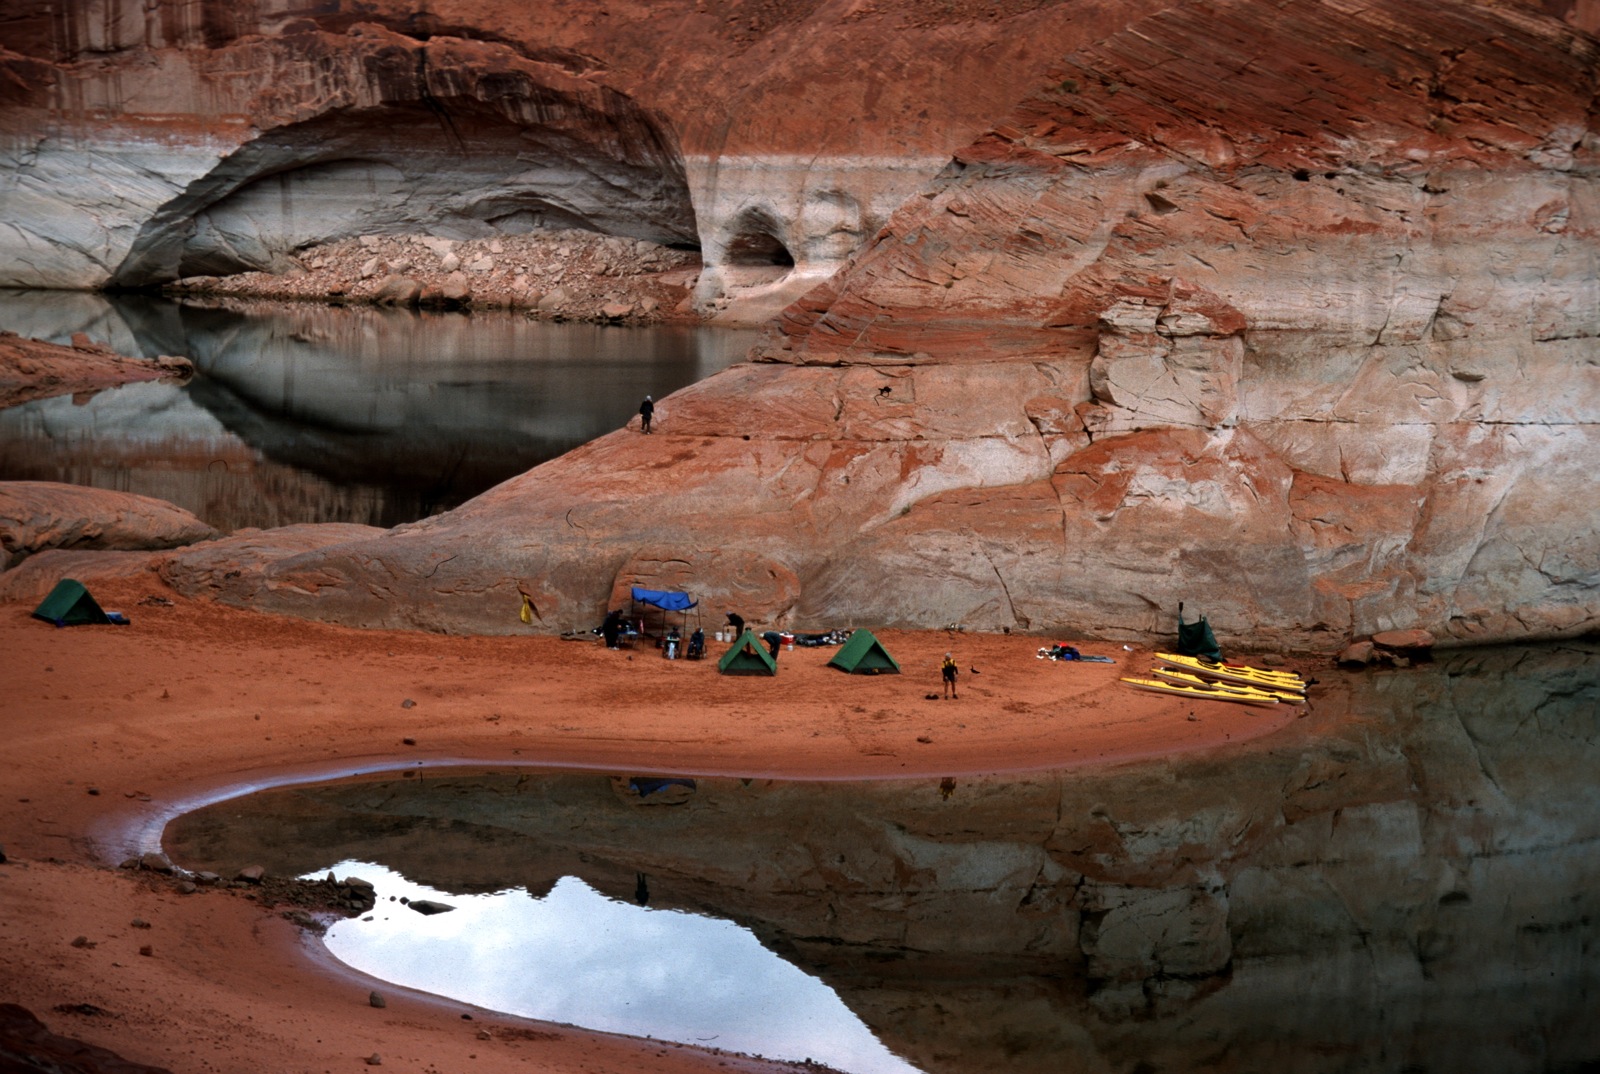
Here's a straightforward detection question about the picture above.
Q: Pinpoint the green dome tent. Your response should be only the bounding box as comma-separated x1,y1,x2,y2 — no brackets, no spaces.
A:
717,628,777,675
827,629,900,674
32,578,113,627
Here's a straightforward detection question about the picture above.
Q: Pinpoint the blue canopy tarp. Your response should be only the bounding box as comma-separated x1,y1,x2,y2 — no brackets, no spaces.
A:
628,587,701,639
631,587,697,611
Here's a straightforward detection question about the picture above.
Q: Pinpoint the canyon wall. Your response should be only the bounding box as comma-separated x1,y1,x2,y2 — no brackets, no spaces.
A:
139,0,1599,651
744,0,1600,645
0,0,1166,319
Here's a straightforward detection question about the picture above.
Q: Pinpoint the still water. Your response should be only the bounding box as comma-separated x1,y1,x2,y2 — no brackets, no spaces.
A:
312,861,918,1073
0,290,756,530
163,642,1600,1074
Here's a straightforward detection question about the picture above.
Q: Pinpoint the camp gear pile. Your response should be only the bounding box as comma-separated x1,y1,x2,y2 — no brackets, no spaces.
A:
1037,644,1116,664
1175,602,1221,660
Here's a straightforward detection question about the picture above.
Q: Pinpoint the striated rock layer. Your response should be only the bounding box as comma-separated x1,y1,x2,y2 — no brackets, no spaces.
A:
142,0,1600,651
746,0,1600,646
1,24,695,289
0,0,1172,320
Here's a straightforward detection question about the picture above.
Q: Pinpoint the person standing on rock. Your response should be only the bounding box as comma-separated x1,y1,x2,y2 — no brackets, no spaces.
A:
941,652,959,699
639,395,654,433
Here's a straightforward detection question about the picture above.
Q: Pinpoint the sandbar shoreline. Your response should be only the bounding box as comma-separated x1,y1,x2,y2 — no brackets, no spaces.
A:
2,575,1312,1074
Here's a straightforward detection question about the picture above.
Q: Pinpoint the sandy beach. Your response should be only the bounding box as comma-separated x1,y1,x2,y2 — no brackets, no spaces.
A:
0,572,1310,1073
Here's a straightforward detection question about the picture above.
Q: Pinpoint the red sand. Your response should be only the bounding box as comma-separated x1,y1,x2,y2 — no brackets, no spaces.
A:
0,576,1305,1073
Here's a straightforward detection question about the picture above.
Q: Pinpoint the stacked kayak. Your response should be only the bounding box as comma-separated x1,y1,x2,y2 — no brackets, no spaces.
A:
1154,653,1307,697
1150,667,1307,703
1120,675,1282,707
1122,653,1308,707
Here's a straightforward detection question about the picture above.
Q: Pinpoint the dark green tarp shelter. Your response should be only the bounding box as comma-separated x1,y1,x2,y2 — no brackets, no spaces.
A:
828,629,901,674
32,578,112,627
1176,602,1222,660
717,628,777,675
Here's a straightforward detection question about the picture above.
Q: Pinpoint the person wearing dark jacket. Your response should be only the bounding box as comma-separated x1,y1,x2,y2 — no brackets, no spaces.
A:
725,611,744,638
639,395,654,433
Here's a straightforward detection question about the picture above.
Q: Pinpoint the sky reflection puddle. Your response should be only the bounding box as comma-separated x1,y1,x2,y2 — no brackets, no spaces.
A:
309,860,921,1074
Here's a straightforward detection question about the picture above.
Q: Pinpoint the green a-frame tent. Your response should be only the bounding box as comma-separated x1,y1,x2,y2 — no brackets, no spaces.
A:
827,629,900,674
717,628,777,675
32,578,112,627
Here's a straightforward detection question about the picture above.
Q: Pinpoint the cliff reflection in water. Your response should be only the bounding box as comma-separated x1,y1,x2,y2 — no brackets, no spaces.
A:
0,290,754,530
164,643,1600,1074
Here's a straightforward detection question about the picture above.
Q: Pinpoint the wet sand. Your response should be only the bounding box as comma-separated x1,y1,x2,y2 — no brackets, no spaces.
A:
0,575,1308,1073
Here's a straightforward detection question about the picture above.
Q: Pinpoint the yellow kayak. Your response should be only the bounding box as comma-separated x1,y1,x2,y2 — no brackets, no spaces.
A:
1154,652,1306,694
1120,676,1280,708
1152,666,1306,704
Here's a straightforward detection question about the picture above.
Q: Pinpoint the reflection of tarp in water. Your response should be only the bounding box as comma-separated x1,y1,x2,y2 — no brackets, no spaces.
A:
610,776,697,806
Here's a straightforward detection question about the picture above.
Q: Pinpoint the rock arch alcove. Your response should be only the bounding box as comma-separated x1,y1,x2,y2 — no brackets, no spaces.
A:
721,206,796,276
13,25,701,289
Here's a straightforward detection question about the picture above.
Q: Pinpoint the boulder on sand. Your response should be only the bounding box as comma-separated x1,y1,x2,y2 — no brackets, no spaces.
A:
1,482,217,571
1371,629,1437,655
371,274,423,307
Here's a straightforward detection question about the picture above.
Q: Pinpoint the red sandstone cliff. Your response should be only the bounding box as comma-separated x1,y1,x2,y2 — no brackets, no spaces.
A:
2,0,1592,318
0,0,1185,321
101,0,1594,651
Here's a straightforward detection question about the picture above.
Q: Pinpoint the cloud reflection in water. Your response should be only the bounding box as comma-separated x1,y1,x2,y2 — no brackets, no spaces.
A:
313,861,921,1074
